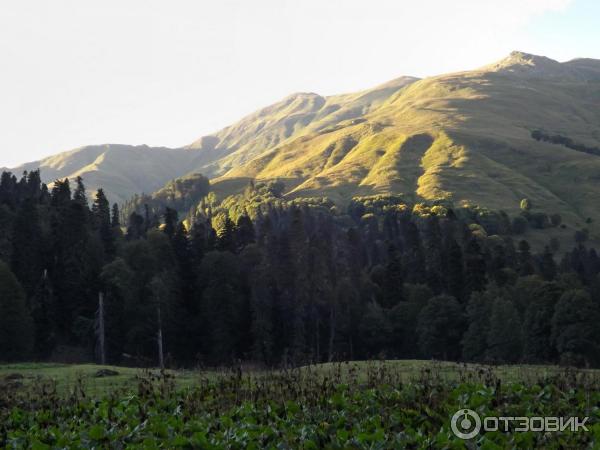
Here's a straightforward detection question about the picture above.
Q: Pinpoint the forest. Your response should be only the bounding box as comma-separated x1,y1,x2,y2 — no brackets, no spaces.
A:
1,170,599,368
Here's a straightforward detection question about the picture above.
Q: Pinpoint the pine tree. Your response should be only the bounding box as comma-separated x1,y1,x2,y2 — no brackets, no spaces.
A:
11,198,45,296
424,216,444,293
215,215,236,252
380,244,404,308
444,238,464,301
111,203,121,228
401,220,426,284
522,282,562,362
199,251,243,363
73,176,88,207
0,262,34,360
163,208,178,239
92,189,115,257
552,289,600,366
517,240,535,276
539,246,557,281
461,291,492,361
464,238,486,294
235,213,256,250
417,295,464,360
126,212,145,240
486,297,522,363
30,270,56,357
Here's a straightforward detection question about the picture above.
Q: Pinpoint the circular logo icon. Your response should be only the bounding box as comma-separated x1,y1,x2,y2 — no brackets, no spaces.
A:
451,409,481,439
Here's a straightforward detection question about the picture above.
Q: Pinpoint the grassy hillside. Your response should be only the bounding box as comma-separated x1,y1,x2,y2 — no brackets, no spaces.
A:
196,52,600,245
10,144,201,204
10,52,600,245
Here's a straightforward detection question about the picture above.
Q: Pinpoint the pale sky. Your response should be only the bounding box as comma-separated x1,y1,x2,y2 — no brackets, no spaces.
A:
1,0,598,168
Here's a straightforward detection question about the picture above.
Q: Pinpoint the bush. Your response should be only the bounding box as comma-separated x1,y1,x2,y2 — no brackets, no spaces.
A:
520,198,532,211
511,216,528,234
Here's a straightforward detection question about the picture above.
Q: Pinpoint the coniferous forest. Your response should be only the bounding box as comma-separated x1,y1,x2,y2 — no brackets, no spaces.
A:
1,170,600,368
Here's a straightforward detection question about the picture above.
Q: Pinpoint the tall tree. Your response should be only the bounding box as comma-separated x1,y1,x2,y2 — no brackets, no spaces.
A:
11,198,45,296
380,244,404,308
552,289,600,367
461,291,492,362
464,238,486,294
417,295,464,360
92,189,115,257
486,297,522,363
0,262,34,360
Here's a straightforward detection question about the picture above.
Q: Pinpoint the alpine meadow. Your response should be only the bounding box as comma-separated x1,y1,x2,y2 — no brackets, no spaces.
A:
2,14,600,447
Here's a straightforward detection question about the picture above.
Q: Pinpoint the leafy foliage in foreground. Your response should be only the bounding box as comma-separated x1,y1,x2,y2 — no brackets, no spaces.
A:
1,363,599,449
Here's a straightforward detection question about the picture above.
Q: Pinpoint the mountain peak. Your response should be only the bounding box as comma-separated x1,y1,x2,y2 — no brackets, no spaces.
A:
480,51,569,78
505,50,555,64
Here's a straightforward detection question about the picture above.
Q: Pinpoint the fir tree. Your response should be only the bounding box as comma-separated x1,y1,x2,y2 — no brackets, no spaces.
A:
0,262,34,360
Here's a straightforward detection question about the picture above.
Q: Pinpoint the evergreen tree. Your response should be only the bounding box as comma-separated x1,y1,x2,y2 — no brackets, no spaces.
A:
236,213,256,250
215,213,236,253
111,203,121,228
11,198,45,296
417,295,464,360
552,289,600,366
0,262,34,360
423,216,444,293
390,284,432,358
380,244,404,308
199,251,244,363
444,238,464,301
73,176,88,207
517,240,535,276
163,208,178,239
522,282,562,362
126,212,145,240
486,297,522,363
464,238,486,294
461,291,492,361
92,189,115,257
30,270,56,357
539,246,557,281
358,302,393,357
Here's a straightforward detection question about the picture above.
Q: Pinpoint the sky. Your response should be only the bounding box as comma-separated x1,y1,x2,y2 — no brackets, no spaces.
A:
0,0,598,168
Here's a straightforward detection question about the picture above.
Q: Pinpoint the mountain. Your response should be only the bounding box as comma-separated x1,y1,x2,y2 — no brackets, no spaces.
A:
193,51,600,236
9,51,600,240
9,144,200,204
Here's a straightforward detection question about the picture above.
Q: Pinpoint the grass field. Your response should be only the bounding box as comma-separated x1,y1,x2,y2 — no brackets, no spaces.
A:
1,359,597,397
2,360,600,448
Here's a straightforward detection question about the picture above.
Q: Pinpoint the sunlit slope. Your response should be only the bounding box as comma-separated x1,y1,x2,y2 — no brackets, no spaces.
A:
11,51,600,233
186,76,419,177
209,52,600,229
12,144,200,204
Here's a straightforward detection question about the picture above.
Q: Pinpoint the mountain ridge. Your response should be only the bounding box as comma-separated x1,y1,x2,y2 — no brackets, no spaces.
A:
7,51,600,240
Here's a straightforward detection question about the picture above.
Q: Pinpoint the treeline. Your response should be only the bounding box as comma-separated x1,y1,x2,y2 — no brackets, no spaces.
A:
531,129,600,157
120,173,210,225
1,172,600,368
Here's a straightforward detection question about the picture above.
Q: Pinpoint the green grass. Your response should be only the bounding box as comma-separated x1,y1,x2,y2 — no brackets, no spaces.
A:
0,363,202,397
2,360,599,398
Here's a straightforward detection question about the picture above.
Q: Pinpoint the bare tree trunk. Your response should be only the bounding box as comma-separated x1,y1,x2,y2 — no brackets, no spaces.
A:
328,303,336,362
157,306,164,369
315,312,320,363
96,292,106,365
